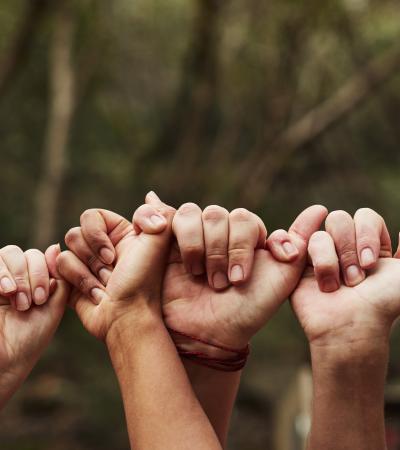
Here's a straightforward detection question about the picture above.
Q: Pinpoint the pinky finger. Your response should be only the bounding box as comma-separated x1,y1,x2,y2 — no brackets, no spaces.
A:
0,256,17,296
266,229,299,262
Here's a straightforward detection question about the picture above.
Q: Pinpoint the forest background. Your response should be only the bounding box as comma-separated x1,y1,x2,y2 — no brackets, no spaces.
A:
1,0,400,448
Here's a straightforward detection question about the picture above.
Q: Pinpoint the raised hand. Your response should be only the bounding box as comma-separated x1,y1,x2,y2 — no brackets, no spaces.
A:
291,208,396,450
0,244,69,409
292,208,396,347
57,201,222,450
56,204,175,340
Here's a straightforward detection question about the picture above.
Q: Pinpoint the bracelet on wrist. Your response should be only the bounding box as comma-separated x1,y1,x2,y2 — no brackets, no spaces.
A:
167,327,250,372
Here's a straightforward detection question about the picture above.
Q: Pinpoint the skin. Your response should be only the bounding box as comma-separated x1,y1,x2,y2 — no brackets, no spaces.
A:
62,192,328,444
291,208,397,450
0,244,69,409
57,202,222,450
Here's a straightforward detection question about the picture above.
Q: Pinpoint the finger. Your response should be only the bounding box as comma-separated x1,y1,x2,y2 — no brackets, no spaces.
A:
0,255,17,296
132,204,167,235
266,229,299,262
145,190,168,208
0,245,32,311
46,279,69,315
57,251,105,304
173,203,205,275
325,210,365,287
289,205,329,252
45,244,62,279
354,208,392,269
65,227,112,285
202,205,230,290
25,249,50,306
80,209,117,264
228,208,260,285
308,231,340,293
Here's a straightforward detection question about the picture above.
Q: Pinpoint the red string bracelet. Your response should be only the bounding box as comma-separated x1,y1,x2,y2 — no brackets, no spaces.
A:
167,327,250,372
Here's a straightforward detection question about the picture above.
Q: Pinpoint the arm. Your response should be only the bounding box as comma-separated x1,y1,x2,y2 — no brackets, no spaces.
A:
183,362,241,444
106,311,221,449
309,341,388,450
292,208,396,450
58,203,222,450
0,244,69,409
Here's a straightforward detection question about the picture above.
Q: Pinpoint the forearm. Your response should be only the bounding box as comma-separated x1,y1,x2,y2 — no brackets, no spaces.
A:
184,361,241,446
308,342,388,450
106,311,222,450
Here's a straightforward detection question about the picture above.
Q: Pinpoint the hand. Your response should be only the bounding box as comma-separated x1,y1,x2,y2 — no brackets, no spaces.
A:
57,202,175,341
291,208,398,350
62,193,327,349
0,244,69,408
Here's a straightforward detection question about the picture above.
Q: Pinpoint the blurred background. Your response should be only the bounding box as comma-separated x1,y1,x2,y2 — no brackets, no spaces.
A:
1,0,400,448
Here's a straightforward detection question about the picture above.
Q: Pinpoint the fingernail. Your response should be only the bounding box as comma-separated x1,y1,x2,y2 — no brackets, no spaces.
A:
1,277,16,293
212,271,229,289
360,248,375,267
345,265,364,286
91,288,104,304
149,215,166,227
16,292,30,311
49,279,57,295
99,267,112,285
282,241,298,257
230,265,244,282
34,287,47,305
321,277,339,292
100,247,114,265
192,262,205,276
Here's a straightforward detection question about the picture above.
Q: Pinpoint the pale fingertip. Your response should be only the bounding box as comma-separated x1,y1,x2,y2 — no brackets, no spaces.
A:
49,278,57,295
360,247,375,268
91,287,104,305
99,247,115,265
150,214,167,227
99,267,112,285
0,276,17,294
230,264,244,283
282,241,299,258
16,292,30,311
34,286,47,305
345,265,364,286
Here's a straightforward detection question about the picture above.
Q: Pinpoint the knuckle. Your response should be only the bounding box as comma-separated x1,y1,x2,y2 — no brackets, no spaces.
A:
56,252,70,273
202,205,228,222
182,244,204,257
65,227,81,245
229,208,252,222
228,246,250,260
178,202,201,216
78,275,91,293
326,209,352,225
268,229,288,242
80,208,97,223
1,245,23,256
24,248,44,258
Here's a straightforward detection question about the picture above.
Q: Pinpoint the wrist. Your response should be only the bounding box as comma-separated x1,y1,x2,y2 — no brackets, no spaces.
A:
310,335,389,369
105,303,164,353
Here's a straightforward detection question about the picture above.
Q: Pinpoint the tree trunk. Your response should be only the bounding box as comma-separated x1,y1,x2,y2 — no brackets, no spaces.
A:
33,4,75,249
0,0,50,98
